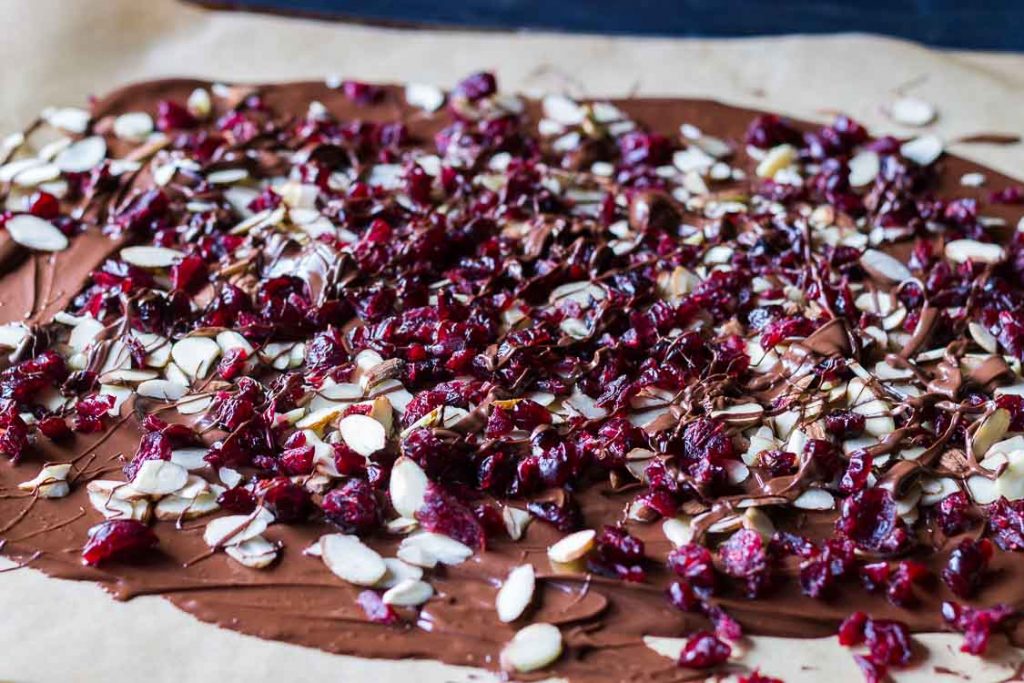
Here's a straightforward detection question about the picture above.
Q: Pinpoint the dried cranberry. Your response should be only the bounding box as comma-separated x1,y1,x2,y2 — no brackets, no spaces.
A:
589,525,646,582
987,497,1024,551
332,442,366,475
942,538,992,598
28,191,60,219
156,100,197,131
452,72,497,102
835,487,908,553
933,491,971,536
123,430,172,480
81,520,158,566
526,493,582,533
356,589,400,625
217,487,257,514
758,449,797,477
0,402,29,461
261,479,311,522
37,415,72,441
718,529,771,597
279,443,315,475
667,543,717,590
322,479,379,533
415,482,485,549
677,631,731,670
799,538,855,599
825,410,866,438
942,601,1016,655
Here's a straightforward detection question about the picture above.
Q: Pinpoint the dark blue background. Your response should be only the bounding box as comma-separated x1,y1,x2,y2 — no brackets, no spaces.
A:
200,0,1024,51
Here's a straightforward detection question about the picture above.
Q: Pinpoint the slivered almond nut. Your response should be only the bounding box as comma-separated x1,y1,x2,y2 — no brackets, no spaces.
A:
382,578,434,606
137,379,188,401
390,456,428,518
18,463,72,498
848,151,880,187
171,337,221,380
120,245,184,268
320,533,387,585
501,623,563,673
113,112,154,141
856,249,913,284
5,214,69,251
972,408,1011,458
542,94,584,126
375,557,424,589
968,322,999,353
396,532,473,568
155,490,220,520
710,403,764,427
187,88,212,118
502,505,533,541
225,536,278,569
662,516,694,546
204,514,269,548
755,144,796,179
55,136,106,172
888,97,936,127
792,488,835,510
496,563,535,623
339,413,387,456
945,239,1006,265
900,135,943,166
131,459,189,496
405,83,445,112
547,529,596,563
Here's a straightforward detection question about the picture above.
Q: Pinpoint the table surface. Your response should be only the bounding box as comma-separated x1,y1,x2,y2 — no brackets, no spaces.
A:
194,0,1024,51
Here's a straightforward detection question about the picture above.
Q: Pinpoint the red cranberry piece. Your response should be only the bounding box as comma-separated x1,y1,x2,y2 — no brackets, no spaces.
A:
332,442,366,475
942,601,1016,655
123,431,172,480
217,348,248,380
356,589,400,625
341,80,382,104
835,487,908,553
28,191,60,219
415,483,485,549
279,443,315,476
738,671,783,683
322,478,380,533
261,479,312,522
156,100,197,131
170,254,206,291
306,328,346,374
667,543,717,590
677,631,731,670
987,496,1024,551
718,529,771,597
217,487,258,514
799,538,855,599
825,409,866,438
864,618,914,667
745,114,802,149
942,538,992,598
666,580,703,612
838,611,868,646
81,519,158,566
0,402,30,461
933,491,971,536
758,449,797,477
989,185,1024,205
526,493,583,533
452,71,497,102
37,415,72,441
589,525,646,582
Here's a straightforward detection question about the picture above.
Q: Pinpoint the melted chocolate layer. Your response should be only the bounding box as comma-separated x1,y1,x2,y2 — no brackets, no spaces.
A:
1,79,1024,682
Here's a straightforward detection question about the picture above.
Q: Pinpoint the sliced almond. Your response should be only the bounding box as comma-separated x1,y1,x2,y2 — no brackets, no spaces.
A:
662,516,694,547
225,536,278,569
860,248,912,284
338,413,387,456
137,379,188,401
120,245,184,268
710,403,764,428
320,533,387,586
542,94,584,126
502,505,533,541
501,623,563,673
496,563,536,623
44,107,90,133
187,88,212,118
113,112,155,141
55,136,107,173
203,513,269,548
5,214,69,251
375,557,424,589
969,322,999,354
945,239,1006,265
547,529,596,564
390,456,428,518
154,490,220,520
755,144,797,179
18,463,72,498
889,97,937,127
848,150,880,187
972,409,1011,458
131,459,189,496
382,578,434,606
900,135,943,166
170,336,221,380
405,83,445,112
792,488,835,510
396,532,473,568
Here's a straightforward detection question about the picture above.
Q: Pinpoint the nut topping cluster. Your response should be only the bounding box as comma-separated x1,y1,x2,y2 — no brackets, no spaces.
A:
1,73,1024,681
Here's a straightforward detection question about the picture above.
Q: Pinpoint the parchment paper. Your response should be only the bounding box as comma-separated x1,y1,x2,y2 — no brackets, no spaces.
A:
1,1,1024,681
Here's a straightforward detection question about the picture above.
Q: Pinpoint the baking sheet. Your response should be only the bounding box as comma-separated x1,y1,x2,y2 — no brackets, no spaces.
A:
1,0,1024,680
